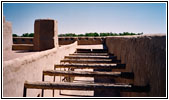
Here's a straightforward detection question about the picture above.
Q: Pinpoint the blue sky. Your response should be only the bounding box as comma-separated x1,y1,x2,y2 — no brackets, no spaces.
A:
3,3,166,35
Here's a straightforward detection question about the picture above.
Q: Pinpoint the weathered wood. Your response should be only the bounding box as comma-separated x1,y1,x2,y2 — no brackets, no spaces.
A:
24,81,132,90
63,59,113,61
43,70,134,79
60,59,120,64
24,82,150,97
76,49,91,53
92,49,108,52
70,53,112,56
23,86,27,97
76,49,108,53
65,55,117,60
54,64,126,69
24,81,150,93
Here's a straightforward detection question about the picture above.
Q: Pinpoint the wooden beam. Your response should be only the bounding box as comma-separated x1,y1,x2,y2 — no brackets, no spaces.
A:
92,49,108,52
43,70,134,79
76,49,91,53
24,81,150,92
54,64,126,69
70,53,111,56
62,59,113,61
65,56,117,60
60,59,120,64
24,81,132,90
76,49,108,53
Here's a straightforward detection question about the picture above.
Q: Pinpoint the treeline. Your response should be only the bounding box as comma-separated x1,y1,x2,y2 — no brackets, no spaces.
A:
58,32,143,37
13,32,143,37
12,33,34,37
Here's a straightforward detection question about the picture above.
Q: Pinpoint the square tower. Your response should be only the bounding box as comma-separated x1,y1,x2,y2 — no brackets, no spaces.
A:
34,19,58,51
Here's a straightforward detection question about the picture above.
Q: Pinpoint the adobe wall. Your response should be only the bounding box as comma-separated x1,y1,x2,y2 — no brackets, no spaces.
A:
3,42,77,97
3,16,12,52
106,34,166,97
13,37,33,44
13,37,105,45
34,19,58,51
59,37,105,45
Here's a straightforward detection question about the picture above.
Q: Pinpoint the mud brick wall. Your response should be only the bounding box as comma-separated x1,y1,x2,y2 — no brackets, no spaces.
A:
3,42,77,97
13,37,105,46
34,19,58,51
3,16,12,52
78,37,105,45
106,34,166,97
13,37,33,44
59,37,105,45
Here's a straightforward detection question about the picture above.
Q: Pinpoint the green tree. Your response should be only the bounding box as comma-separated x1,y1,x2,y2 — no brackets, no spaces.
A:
22,33,29,37
78,34,85,37
29,33,34,37
12,34,18,37
21,33,34,37
58,32,143,37
85,32,99,37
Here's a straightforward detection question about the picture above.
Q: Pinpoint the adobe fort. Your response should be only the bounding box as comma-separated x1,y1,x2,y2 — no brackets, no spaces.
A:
3,17,166,97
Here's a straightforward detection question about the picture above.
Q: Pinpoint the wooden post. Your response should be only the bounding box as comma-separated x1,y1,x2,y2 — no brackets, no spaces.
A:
23,86,27,97
41,74,44,97
53,67,56,97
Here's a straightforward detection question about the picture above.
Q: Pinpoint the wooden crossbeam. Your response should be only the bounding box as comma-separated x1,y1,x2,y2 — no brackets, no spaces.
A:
23,81,131,97
70,53,111,56
60,59,120,64
63,59,113,61
76,49,91,53
23,82,150,97
24,81,132,90
54,64,126,69
43,70,134,79
92,49,108,52
65,55,117,60
76,49,108,53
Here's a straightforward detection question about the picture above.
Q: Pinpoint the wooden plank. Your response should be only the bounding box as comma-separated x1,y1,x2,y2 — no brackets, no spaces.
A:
70,53,111,56
54,64,126,69
24,81,132,90
60,59,120,64
43,70,134,79
65,56,117,60
92,49,108,52
76,49,91,51
76,49,91,53
76,49,107,51
63,59,113,61
76,49,108,53
23,82,150,96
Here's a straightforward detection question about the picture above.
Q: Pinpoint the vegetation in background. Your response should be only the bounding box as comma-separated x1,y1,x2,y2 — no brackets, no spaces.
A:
13,32,143,37
58,32,143,37
12,33,34,37
12,34,18,37
21,33,34,37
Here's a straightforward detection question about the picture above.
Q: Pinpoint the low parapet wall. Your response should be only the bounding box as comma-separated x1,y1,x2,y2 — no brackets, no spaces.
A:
13,37,105,46
106,34,166,97
3,42,77,97
13,37,34,51
59,37,105,45
13,37,33,44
